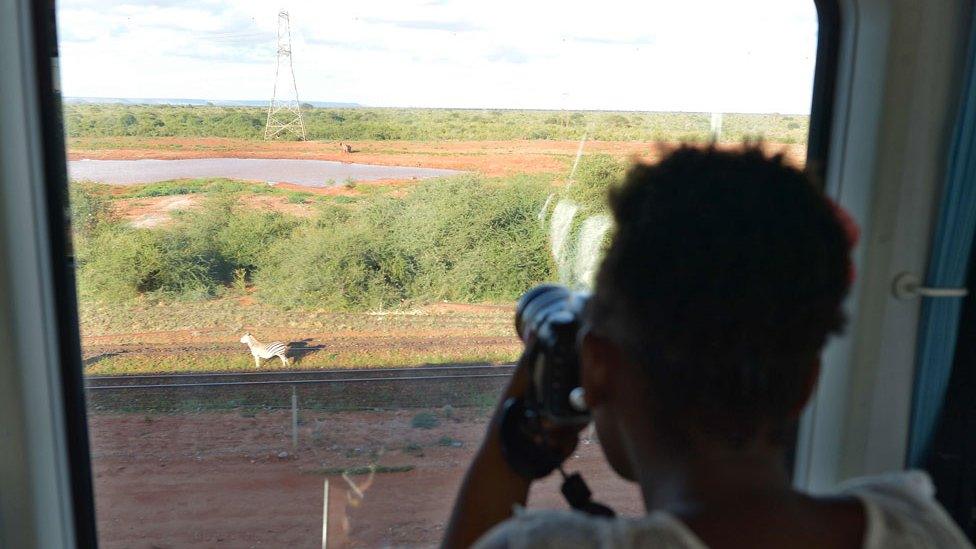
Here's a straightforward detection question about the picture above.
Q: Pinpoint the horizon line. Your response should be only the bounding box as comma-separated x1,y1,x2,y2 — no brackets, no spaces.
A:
62,97,810,116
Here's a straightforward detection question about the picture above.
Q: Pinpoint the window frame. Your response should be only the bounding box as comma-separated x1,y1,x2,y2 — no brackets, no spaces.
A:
8,1,843,545
30,0,100,545
793,0,974,491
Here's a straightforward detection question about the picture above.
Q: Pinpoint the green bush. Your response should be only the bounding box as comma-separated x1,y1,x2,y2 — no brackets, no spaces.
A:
77,228,165,301
210,201,299,275
567,154,625,212
69,183,115,236
394,175,554,302
75,174,556,309
255,175,553,310
78,225,223,301
255,214,418,310
77,195,298,302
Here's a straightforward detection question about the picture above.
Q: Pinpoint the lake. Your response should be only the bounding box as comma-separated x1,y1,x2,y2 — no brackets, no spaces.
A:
68,158,461,187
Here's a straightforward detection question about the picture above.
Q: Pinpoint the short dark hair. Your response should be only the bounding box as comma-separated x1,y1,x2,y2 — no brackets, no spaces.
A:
589,145,852,441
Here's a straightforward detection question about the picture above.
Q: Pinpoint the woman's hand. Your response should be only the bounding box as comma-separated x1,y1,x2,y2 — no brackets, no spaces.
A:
442,342,584,548
442,343,536,549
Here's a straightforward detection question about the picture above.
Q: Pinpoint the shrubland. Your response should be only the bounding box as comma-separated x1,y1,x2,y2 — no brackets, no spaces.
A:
64,104,809,144
565,153,626,213
72,173,561,310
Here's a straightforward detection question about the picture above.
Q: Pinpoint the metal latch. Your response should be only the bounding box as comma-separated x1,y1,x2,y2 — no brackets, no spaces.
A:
893,272,969,300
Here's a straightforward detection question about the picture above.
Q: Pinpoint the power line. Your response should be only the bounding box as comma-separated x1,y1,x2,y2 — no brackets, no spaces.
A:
265,10,306,140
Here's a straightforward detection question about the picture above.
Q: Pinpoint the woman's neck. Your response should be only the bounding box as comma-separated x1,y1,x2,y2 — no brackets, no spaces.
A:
633,435,793,515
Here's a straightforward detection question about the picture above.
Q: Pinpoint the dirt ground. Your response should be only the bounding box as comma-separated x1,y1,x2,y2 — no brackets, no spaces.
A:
116,193,319,228
89,408,643,548
79,300,520,375
68,137,807,178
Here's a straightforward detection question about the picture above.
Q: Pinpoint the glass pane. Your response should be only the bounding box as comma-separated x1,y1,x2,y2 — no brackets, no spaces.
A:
57,1,818,546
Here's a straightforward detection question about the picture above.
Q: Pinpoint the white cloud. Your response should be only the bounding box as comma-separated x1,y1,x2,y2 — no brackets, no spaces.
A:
56,0,818,113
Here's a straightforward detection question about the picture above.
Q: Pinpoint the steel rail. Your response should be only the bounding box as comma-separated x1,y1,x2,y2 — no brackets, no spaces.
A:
83,372,513,391
85,363,514,383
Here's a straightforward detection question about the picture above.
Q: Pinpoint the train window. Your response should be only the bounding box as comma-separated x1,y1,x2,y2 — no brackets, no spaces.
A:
54,0,827,546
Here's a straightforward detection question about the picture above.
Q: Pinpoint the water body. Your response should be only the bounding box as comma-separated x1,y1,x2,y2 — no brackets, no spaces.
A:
68,158,460,187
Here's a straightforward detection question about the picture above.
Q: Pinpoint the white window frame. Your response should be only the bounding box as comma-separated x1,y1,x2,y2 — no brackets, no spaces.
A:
0,1,79,547
794,0,973,491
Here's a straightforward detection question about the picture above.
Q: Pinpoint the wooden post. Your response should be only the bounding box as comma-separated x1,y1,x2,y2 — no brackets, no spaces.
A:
291,385,298,450
321,479,330,549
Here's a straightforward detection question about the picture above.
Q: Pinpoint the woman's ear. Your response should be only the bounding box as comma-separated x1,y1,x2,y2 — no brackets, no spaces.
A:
580,331,625,409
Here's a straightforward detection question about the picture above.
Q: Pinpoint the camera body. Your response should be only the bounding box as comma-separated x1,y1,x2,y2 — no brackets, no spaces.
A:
499,284,592,480
515,284,591,425
500,284,616,514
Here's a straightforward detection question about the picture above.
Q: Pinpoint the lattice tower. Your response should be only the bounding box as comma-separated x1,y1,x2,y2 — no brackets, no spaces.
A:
265,10,306,140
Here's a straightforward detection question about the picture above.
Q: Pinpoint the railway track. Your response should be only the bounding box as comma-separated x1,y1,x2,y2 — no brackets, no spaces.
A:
84,364,516,391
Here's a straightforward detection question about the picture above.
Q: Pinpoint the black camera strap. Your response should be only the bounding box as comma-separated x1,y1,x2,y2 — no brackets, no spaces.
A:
559,467,616,517
500,397,617,517
499,397,564,479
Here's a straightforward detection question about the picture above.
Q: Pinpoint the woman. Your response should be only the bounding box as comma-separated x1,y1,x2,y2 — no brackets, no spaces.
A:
443,146,972,548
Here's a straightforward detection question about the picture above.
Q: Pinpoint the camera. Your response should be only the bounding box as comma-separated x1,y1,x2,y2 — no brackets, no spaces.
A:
514,284,591,424
498,284,615,515
499,284,591,480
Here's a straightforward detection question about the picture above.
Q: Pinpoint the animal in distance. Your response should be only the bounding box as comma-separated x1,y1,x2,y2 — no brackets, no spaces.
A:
240,332,293,368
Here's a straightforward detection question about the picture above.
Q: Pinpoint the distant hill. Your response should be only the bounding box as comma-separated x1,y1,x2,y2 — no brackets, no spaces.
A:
64,97,362,108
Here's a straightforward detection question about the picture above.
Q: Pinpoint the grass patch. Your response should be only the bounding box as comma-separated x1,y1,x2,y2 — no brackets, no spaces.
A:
83,347,518,376
77,295,514,335
402,443,425,456
284,191,311,204
411,412,439,429
123,178,251,198
438,436,462,447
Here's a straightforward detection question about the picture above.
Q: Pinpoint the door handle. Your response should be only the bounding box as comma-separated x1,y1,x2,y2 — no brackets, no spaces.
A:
893,272,969,300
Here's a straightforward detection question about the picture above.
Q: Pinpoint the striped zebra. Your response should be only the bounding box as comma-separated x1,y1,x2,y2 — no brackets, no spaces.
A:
240,333,293,368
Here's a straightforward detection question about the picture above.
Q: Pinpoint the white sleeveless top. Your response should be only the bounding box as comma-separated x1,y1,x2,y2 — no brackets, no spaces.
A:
474,471,973,549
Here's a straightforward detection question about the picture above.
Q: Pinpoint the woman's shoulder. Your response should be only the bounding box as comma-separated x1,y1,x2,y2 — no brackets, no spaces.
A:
473,508,706,549
474,471,973,549
837,470,973,548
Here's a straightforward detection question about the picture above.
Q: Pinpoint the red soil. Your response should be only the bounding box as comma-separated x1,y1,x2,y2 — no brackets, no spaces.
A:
89,409,643,548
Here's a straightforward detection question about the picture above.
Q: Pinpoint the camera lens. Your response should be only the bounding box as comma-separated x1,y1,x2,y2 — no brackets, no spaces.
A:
515,284,572,341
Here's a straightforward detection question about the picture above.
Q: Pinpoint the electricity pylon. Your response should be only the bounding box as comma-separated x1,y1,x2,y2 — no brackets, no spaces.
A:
265,10,307,140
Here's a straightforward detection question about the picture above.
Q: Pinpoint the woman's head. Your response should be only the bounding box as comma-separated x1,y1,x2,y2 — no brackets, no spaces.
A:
581,145,855,477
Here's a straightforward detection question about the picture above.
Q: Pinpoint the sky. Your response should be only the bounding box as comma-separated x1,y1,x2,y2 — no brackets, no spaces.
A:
55,0,819,114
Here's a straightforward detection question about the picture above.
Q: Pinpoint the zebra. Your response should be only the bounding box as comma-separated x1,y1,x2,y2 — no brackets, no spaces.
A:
239,332,293,368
